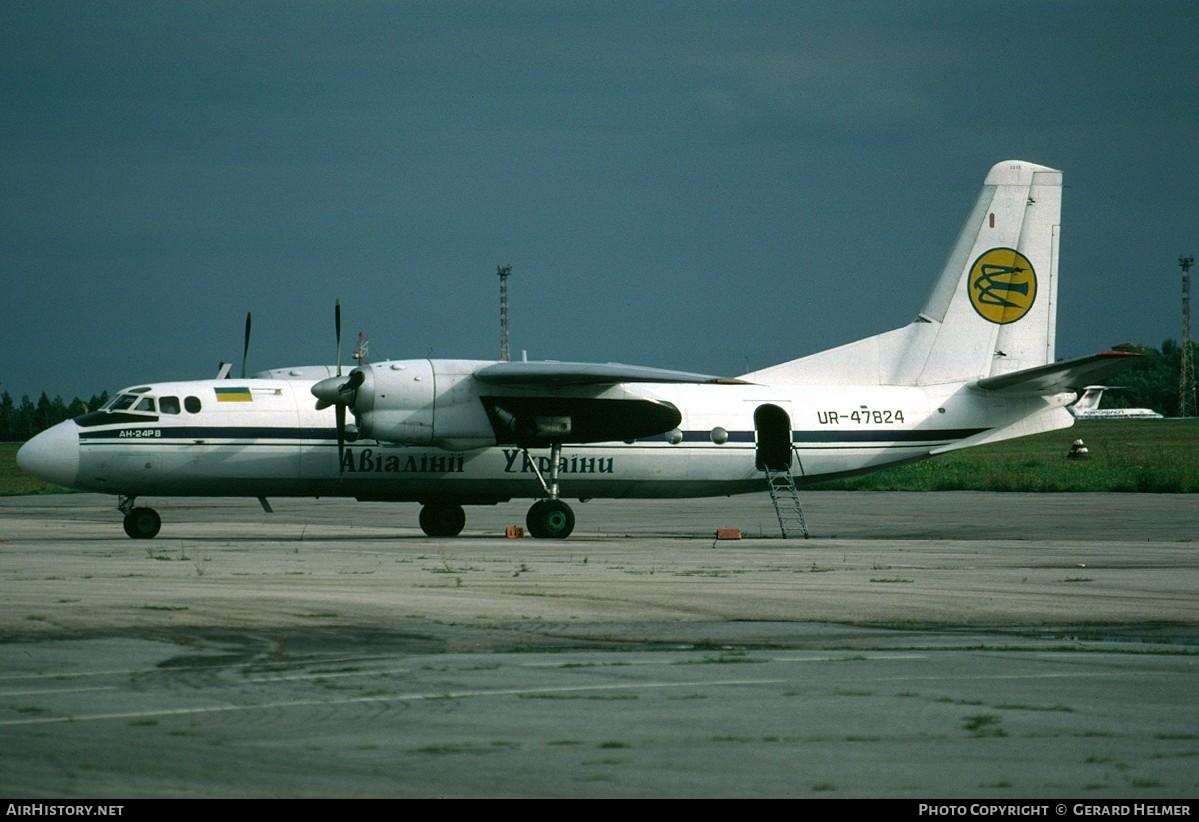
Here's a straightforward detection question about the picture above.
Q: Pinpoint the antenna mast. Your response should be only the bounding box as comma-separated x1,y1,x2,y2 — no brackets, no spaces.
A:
497,264,512,362
1180,256,1196,417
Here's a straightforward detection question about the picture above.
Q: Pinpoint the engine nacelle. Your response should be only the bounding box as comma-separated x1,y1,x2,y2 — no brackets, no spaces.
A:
352,359,497,450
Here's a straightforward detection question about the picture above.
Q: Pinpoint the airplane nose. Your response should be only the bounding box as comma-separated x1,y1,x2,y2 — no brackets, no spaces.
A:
17,420,80,488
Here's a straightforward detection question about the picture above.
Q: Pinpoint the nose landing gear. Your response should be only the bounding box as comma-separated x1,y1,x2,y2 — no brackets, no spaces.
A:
119,496,162,539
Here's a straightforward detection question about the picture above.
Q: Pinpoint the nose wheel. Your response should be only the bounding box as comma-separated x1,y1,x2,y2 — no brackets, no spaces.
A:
122,506,162,539
117,496,162,539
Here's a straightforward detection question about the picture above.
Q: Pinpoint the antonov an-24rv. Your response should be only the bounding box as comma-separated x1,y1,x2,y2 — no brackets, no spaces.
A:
19,161,1136,540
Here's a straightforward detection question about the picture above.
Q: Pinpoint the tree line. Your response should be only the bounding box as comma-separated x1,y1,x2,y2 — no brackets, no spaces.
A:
1108,339,1198,417
0,391,109,442
1,340,1196,441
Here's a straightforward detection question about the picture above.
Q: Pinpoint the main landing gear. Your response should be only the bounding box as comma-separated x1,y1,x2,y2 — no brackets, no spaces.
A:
418,502,466,537
417,498,574,539
415,442,578,539
526,498,574,539
521,441,575,539
119,496,161,539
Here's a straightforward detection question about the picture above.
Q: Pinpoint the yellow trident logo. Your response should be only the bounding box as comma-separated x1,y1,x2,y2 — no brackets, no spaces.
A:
968,247,1037,324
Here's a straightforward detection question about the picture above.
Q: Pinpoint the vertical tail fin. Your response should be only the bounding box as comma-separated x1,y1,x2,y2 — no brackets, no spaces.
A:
1071,386,1107,412
741,160,1062,387
908,160,1062,384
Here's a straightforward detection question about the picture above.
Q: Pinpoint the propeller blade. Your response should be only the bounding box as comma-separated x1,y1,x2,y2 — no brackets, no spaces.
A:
335,404,346,474
335,299,342,378
240,311,252,379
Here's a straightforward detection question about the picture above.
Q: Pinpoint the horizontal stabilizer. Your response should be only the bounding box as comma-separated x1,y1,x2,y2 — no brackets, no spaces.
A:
475,361,745,386
973,351,1141,394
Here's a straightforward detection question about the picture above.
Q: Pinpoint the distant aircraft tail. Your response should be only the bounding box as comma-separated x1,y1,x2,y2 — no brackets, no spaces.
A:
1071,386,1108,412
743,160,1063,386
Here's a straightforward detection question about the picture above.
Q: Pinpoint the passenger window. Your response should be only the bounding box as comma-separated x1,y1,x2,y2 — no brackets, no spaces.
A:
134,397,156,413
160,396,181,414
184,396,202,413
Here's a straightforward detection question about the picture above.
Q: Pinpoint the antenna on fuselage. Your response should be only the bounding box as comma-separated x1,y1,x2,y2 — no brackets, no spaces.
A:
353,331,370,365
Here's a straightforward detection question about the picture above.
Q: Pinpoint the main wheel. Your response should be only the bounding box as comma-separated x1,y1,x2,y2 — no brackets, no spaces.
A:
123,507,162,539
526,499,574,539
419,503,466,537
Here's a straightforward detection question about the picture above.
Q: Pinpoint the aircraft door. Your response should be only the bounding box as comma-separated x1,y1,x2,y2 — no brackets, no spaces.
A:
753,404,793,471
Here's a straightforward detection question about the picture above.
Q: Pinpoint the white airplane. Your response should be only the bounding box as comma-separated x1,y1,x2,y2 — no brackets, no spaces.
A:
1069,386,1163,420
18,160,1138,540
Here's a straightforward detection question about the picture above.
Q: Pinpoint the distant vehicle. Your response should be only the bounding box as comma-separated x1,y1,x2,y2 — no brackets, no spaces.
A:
19,160,1139,539
1069,386,1163,420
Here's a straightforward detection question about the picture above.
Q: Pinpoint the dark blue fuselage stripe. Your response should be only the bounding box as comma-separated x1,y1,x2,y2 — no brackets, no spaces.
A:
791,428,986,443
649,428,986,445
78,425,987,445
79,426,336,441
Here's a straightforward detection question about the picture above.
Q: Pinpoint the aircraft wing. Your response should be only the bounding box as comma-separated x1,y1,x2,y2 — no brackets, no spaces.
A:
470,361,744,446
973,351,1142,394
480,395,683,445
474,361,745,386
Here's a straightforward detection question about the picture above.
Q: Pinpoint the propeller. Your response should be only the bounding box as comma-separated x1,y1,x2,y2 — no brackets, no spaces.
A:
311,300,365,473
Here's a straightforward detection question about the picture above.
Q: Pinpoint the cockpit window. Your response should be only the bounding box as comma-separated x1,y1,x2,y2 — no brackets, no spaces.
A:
104,393,160,414
76,390,163,427
159,396,181,414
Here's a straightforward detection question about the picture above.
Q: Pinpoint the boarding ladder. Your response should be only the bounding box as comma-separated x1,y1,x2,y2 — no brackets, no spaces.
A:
763,451,809,539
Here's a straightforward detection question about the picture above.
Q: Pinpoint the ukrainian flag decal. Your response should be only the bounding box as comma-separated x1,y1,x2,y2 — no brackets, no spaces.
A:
214,386,253,402
968,247,1037,324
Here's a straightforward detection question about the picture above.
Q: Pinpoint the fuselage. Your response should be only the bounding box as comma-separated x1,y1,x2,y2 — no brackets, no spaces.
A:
1068,387,1164,420
1070,408,1164,420
18,361,1074,504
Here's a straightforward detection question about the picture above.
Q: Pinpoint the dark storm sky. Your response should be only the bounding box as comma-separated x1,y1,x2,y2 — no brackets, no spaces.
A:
3,0,1196,400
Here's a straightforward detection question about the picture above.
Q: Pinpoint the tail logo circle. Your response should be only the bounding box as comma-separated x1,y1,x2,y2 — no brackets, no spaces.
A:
968,247,1037,324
